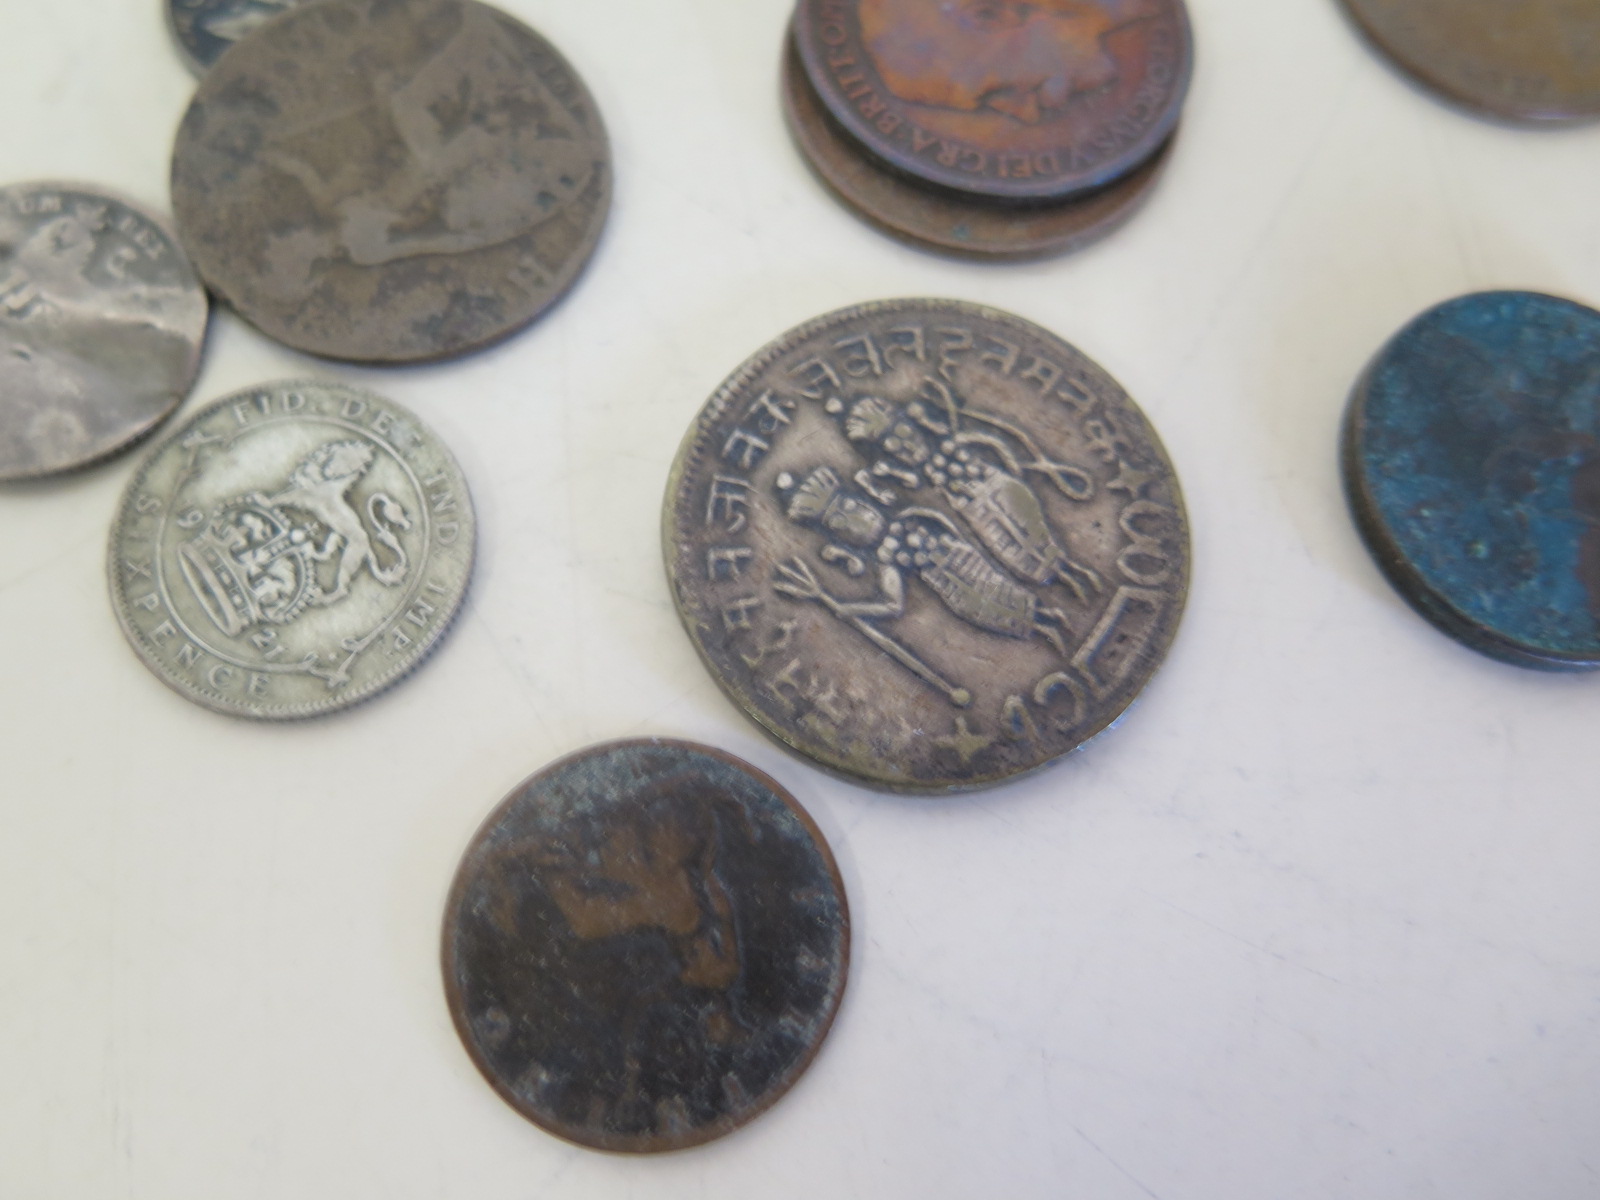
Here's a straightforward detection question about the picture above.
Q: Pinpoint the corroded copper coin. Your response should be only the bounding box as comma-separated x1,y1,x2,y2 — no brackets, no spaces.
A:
782,35,1174,259
1343,291,1600,669
665,300,1190,793
170,0,611,363
0,182,208,481
1340,0,1600,123
793,0,1192,202
442,739,849,1153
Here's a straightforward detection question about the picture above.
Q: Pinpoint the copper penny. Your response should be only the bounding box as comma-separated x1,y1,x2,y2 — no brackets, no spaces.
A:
782,35,1173,259
1340,0,1600,123
1343,291,1600,669
792,0,1192,202
664,299,1190,793
170,0,611,364
442,739,849,1152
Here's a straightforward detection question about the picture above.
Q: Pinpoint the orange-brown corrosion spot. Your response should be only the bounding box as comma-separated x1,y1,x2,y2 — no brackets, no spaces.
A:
861,0,1126,124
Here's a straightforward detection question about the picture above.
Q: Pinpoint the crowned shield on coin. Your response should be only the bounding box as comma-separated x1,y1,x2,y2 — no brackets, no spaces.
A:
665,299,1189,792
109,380,474,718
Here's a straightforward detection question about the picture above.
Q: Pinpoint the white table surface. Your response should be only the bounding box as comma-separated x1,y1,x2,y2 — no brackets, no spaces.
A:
4,1,1599,1196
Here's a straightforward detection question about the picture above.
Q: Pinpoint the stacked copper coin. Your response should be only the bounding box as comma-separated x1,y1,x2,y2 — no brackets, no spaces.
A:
784,0,1193,258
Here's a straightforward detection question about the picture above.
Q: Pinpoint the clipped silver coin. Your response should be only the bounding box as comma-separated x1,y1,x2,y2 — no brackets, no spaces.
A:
0,182,208,482
109,380,474,718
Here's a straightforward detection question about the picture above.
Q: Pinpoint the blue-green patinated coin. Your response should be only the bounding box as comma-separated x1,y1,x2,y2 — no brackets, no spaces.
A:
1343,290,1600,670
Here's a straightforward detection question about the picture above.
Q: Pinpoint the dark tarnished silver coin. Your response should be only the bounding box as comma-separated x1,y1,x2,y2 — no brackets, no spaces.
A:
170,0,611,363
167,0,303,75
0,182,207,482
782,34,1174,260
109,379,474,718
664,299,1190,793
1339,0,1600,124
442,739,849,1153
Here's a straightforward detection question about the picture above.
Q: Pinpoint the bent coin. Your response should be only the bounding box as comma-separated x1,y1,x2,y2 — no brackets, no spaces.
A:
170,0,611,363
793,0,1192,201
782,35,1174,259
1339,0,1600,123
166,0,303,75
665,299,1190,792
109,380,475,717
0,182,207,481
1343,291,1600,669
442,739,849,1153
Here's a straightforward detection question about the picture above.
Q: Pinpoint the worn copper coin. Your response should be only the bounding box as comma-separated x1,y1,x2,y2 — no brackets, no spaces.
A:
782,35,1173,259
109,379,475,717
1340,0,1600,123
665,300,1190,793
0,182,208,482
1343,291,1600,670
443,739,849,1153
793,0,1192,202
170,0,611,363
167,0,303,74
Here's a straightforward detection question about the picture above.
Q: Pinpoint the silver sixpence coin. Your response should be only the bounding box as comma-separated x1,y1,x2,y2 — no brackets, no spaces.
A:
109,380,474,718
665,299,1190,793
170,0,611,363
167,0,303,75
0,182,208,481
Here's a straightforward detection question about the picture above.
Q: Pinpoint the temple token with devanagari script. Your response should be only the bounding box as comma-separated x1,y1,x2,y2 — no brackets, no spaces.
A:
665,299,1190,792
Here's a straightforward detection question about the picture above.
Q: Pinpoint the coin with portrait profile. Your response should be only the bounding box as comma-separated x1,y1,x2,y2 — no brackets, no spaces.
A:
169,0,611,363
792,0,1192,202
1338,0,1600,124
0,182,208,482
108,379,475,718
442,739,849,1153
665,299,1190,793
782,34,1174,260
1343,290,1600,669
